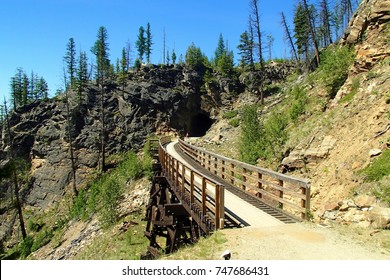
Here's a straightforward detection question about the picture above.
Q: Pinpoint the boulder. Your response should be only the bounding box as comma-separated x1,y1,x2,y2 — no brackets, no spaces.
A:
368,206,390,229
354,194,377,208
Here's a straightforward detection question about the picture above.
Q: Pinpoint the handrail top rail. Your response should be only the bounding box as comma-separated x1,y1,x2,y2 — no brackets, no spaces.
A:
179,139,310,188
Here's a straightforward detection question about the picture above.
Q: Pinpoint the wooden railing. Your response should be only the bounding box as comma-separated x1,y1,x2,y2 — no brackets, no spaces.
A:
178,139,311,220
158,136,225,231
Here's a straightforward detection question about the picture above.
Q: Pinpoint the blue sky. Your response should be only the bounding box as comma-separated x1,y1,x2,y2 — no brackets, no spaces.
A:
0,0,299,102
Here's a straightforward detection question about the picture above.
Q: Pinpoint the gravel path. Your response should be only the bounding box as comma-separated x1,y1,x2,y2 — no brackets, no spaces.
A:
221,223,390,260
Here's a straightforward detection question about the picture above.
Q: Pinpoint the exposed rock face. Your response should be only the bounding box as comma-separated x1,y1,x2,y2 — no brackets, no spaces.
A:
281,136,337,170
0,65,210,211
341,0,390,73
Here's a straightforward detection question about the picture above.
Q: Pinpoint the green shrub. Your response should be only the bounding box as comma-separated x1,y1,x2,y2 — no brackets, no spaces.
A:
239,105,289,164
228,118,240,127
19,236,34,259
239,104,264,164
317,45,355,99
263,111,289,161
289,85,307,122
223,110,238,119
70,149,150,226
100,176,123,227
360,149,390,181
31,229,53,252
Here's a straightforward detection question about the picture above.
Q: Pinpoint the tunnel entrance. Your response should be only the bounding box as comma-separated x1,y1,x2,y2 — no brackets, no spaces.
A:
188,113,213,137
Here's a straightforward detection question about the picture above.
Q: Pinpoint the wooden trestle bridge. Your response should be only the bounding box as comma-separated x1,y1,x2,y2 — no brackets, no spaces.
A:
143,136,311,259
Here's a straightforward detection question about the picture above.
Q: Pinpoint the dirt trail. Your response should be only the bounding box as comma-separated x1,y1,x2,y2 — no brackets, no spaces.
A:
221,223,390,260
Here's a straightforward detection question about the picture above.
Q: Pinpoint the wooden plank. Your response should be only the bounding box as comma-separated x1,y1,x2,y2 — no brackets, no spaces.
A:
165,204,188,216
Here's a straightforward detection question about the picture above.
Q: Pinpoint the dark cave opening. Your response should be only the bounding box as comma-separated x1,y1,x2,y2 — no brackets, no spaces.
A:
188,113,213,137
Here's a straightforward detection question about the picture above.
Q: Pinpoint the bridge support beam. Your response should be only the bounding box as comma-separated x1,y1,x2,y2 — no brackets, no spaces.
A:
142,166,203,259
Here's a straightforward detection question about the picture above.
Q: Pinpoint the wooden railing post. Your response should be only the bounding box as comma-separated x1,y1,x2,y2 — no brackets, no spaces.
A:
257,172,263,198
190,170,194,205
181,164,186,195
230,163,235,184
278,179,284,209
301,183,311,220
202,178,207,218
242,168,247,191
215,185,225,229
175,160,179,187
221,160,225,179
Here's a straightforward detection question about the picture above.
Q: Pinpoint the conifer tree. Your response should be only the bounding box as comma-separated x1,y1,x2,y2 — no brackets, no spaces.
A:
214,33,226,65
237,30,254,68
266,34,274,61
136,26,145,63
166,50,170,65
319,0,333,47
36,77,48,100
91,26,110,172
185,43,205,71
249,0,264,68
281,12,299,62
76,51,89,102
171,49,177,65
21,73,29,106
145,23,153,64
217,50,234,77
294,2,311,65
64,38,77,89
302,0,320,66
91,26,110,87
117,47,128,90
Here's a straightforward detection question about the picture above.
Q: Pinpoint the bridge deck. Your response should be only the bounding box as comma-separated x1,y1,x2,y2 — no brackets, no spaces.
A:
166,140,286,228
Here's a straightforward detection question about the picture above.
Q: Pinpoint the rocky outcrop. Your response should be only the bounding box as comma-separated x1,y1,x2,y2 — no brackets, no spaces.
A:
319,195,390,229
0,65,209,211
239,62,296,94
342,0,390,73
281,136,337,171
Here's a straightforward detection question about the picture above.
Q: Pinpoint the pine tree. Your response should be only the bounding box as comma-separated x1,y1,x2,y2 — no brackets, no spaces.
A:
249,0,264,67
217,50,234,77
91,26,110,87
21,73,29,106
237,30,254,68
214,33,226,65
172,49,177,65
281,12,299,62
29,71,36,101
319,0,333,47
64,38,77,89
76,51,89,102
10,68,24,108
166,50,170,65
117,47,128,90
91,26,110,172
136,26,145,63
125,40,132,69
266,34,274,61
145,23,153,64
35,77,48,100
302,0,320,66
185,43,205,71
294,2,311,65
